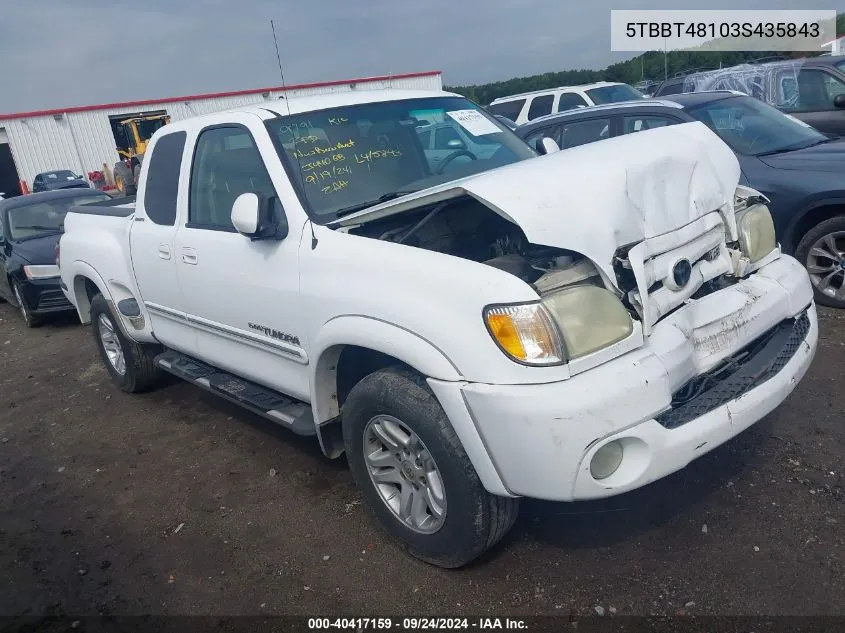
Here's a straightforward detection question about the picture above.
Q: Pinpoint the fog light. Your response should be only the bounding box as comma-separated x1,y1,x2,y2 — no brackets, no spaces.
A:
590,440,624,480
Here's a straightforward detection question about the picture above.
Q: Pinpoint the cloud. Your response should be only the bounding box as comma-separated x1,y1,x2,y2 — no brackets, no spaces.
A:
0,0,817,112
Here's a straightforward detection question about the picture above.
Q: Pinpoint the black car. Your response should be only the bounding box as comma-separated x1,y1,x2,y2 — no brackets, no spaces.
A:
652,56,845,137
32,170,91,192
517,92,845,308
0,189,111,326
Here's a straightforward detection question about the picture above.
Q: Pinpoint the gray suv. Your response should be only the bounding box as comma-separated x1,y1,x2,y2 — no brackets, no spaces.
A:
653,56,845,137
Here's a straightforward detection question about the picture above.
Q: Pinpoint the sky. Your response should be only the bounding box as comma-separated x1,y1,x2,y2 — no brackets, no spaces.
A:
0,0,841,113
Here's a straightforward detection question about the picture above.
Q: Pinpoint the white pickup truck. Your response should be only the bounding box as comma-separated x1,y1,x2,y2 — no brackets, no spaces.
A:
58,88,818,568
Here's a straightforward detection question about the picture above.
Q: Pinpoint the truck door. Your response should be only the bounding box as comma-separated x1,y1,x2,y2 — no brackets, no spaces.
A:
174,121,309,401
128,129,197,353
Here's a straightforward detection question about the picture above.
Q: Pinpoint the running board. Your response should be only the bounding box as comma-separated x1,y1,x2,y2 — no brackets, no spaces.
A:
154,350,316,436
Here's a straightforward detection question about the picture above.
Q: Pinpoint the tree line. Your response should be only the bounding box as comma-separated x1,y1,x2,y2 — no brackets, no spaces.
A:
447,14,844,105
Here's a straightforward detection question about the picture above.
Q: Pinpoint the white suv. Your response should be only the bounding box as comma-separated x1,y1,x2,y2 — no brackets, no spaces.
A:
487,82,645,125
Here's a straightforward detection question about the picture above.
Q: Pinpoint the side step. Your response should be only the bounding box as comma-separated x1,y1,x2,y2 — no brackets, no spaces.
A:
154,350,316,436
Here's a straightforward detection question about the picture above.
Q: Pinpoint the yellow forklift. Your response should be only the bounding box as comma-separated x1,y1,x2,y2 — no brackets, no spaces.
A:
112,113,170,196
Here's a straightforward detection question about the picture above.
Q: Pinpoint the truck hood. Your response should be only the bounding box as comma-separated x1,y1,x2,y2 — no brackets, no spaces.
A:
333,121,740,280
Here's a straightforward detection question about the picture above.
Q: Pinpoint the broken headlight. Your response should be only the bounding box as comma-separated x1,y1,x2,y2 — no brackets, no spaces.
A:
736,202,776,263
542,285,633,359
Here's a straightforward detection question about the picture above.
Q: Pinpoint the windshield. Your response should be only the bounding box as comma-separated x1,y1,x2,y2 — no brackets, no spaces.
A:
585,84,645,104
837,60,845,73
687,95,827,156
265,96,535,221
7,194,110,241
44,170,78,181
136,119,167,140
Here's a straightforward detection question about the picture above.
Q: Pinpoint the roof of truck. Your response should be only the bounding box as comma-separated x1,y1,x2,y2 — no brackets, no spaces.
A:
242,89,460,118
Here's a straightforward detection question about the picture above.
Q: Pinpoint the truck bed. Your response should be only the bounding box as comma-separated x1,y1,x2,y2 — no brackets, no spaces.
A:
69,195,136,217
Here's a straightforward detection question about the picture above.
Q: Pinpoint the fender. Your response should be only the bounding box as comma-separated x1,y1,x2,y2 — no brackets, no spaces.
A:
783,195,845,253
311,314,462,424
69,260,155,344
309,315,511,496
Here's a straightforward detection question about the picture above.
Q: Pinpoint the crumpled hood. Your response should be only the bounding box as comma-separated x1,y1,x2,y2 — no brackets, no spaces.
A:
336,122,740,280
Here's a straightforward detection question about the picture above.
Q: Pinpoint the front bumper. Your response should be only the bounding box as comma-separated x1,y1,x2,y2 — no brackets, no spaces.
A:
19,277,74,315
429,255,818,501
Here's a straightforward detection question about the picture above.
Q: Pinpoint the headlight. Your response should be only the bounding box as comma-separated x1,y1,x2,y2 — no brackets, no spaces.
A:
23,264,60,280
736,204,776,263
542,285,633,359
484,302,563,365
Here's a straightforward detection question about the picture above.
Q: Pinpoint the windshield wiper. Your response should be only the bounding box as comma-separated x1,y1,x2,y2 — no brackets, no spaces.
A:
15,225,61,231
756,137,834,156
333,190,419,218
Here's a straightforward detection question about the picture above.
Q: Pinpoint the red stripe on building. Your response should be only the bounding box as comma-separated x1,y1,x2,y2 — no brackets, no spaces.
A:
0,71,442,121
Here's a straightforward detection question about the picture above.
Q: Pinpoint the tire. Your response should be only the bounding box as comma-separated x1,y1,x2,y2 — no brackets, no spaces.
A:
113,163,135,197
794,215,845,309
12,280,41,328
89,293,163,393
342,366,519,568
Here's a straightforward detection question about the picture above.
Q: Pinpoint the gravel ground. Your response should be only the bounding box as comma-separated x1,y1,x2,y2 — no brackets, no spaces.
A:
0,302,843,618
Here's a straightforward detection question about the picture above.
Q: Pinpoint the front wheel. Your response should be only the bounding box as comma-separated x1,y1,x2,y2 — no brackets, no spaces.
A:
90,294,163,392
795,215,845,309
342,366,519,568
12,281,40,328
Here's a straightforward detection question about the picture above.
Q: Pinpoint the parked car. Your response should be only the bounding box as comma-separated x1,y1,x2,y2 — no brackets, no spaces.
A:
58,89,816,568
516,92,845,308
32,170,91,192
487,82,645,125
0,189,111,326
652,57,845,137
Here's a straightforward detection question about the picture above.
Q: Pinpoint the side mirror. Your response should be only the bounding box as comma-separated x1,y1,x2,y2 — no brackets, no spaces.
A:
231,192,288,240
535,137,561,155
446,138,467,150
834,94,845,109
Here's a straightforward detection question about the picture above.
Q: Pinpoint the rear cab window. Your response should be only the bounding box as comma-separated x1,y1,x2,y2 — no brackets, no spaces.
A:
144,131,187,226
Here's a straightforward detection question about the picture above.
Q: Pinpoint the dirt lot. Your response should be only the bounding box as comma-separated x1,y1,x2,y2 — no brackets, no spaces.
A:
0,302,843,618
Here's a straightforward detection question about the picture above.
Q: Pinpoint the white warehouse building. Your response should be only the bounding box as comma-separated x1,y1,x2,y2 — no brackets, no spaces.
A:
0,71,442,197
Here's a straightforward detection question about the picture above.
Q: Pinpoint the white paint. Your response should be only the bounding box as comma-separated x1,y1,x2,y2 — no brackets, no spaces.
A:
59,91,817,505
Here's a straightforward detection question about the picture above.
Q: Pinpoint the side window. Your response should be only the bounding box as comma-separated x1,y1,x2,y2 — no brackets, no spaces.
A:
524,126,561,149
785,69,845,112
188,126,275,230
527,95,554,120
559,118,611,149
622,115,677,134
488,99,526,121
556,93,589,112
144,131,186,226
434,126,464,149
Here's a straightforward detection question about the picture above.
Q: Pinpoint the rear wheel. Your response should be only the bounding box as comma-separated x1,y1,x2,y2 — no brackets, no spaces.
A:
90,293,163,392
342,366,519,568
795,215,845,309
12,281,40,328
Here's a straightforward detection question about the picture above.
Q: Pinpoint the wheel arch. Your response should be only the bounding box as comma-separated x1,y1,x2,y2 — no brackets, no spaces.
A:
311,315,463,426
783,197,845,254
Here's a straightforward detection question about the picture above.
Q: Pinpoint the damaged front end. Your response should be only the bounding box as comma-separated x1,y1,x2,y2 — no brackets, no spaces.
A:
611,184,780,334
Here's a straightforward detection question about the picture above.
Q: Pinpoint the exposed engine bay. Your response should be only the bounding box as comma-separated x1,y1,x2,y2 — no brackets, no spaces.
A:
347,195,603,296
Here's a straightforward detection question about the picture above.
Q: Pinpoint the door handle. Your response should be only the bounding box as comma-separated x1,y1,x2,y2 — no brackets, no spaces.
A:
158,244,171,260
181,247,198,265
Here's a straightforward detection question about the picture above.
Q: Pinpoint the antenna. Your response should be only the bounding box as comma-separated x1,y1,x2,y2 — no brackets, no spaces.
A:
270,19,317,249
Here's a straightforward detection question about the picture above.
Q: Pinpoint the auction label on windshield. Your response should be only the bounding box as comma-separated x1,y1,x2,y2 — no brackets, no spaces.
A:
610,10,836,52
446,110,502,136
